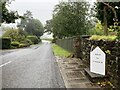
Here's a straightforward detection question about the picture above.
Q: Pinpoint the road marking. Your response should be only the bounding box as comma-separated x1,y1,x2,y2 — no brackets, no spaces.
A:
0,61,12,68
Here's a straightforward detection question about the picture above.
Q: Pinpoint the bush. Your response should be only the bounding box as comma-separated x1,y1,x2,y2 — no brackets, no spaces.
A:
27,35,39,44
11,41,20,48
2,29,19,42
2,29,28,43
89,35,117,41
19,43,28,48
26,39,33,45
0,37,11,49
20,39,33,46
88,21,104,35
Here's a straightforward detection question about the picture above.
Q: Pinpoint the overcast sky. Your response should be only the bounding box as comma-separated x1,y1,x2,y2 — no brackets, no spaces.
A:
7,0,96,26
8,0,59,25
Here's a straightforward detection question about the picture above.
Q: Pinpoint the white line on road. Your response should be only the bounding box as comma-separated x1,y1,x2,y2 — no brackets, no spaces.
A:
0,61,12,68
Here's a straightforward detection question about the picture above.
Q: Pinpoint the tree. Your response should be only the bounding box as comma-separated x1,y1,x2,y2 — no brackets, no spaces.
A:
25,19,44,38
95,1,120,35
17,10,33,30
51,2,89,39
44,19,52,34
0,0,22,24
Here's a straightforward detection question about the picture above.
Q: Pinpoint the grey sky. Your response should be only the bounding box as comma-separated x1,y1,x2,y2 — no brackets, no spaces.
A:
8,0,96,25
8,0,59,25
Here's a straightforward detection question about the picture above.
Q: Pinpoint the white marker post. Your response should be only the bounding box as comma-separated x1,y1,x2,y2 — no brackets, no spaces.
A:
90,46,106,75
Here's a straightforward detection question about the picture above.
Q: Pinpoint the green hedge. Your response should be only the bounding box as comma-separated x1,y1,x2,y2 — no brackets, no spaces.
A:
27,35,39,44
19,43,28,48
11,41,20,48
0,37,11,49
20,39,33,46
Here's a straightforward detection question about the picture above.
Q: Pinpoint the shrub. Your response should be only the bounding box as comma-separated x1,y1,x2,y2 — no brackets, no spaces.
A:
2,29,19,40
20,39,33,46
2,29,27,43
11,41,20,48
0,37,11,49
19,43,28,48
27,35,39,44
89,35,117,41
88,21,104,35
26,39,33,45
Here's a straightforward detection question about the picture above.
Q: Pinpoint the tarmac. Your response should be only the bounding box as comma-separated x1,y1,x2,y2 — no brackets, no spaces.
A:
55,56,100,88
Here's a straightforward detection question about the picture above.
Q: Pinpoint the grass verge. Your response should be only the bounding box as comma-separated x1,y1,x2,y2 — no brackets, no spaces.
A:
52,44,71,57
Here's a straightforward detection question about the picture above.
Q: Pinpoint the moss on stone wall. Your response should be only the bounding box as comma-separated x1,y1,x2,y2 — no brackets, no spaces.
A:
81,38,120,88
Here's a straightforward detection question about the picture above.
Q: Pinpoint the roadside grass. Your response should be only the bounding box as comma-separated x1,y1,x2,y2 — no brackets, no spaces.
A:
52,44,71,57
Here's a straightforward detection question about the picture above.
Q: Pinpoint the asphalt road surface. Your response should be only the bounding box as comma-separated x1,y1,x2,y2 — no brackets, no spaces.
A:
0,42,65,88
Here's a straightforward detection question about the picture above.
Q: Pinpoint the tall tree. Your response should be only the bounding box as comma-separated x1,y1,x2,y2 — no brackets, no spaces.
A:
52,2,89,39
0,0,21,25
17,10,33,30
25,19,44,38
95,1,120,35
44,19,52,34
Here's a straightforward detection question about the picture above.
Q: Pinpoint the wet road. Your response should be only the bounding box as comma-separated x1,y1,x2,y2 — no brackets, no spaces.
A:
0,43,65,88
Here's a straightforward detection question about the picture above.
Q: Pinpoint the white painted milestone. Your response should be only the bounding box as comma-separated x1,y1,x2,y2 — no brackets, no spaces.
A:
90,46,106,75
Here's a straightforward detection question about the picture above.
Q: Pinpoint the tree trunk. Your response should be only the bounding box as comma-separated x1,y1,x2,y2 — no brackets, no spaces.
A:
104,6,108,36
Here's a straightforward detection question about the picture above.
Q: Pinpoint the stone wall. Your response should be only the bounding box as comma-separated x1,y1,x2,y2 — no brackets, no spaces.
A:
81,38,120,88
56,36,120,88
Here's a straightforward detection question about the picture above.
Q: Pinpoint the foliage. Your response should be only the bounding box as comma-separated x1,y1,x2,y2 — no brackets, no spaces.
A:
44,19,52,34
51,2,90,39
2,29,33,49
2,29,19,40
17,11,44,37
95,2,120,26
2,28,41,49
2,29,27,42
0,0,22,24
52,44,71,57
19,43,28,48
27,35,39,44
19,38,32,46
97,81,114,88
89,35,117,41
11,41,20,48
17,10,33,30
89,21,104,35
95,2,120,35
0,37,11,49
25,19,44,37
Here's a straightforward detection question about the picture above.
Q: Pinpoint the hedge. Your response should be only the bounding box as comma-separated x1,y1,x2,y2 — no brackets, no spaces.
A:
11,41,20,48
0,37,11,49
27,35,39,44
19,43,28,48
